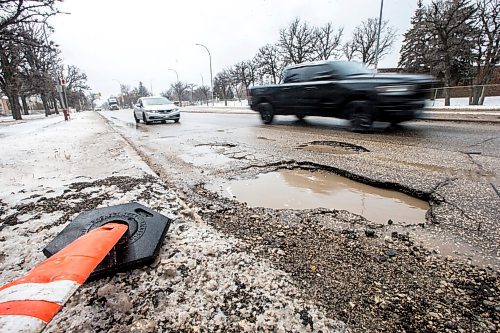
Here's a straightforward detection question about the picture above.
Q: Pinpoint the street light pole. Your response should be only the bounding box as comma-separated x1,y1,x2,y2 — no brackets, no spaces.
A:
200,74,206,106
374,0,384,71
168,68,179,82
195,43,213,106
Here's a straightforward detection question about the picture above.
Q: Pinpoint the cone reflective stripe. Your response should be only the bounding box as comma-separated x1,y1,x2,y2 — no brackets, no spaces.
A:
0,223,128,332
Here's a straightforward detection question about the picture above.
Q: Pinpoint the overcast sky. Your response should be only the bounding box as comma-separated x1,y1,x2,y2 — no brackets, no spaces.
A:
50,0,426,99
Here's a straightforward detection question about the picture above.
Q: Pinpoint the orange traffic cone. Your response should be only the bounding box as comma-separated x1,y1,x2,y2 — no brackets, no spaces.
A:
0,223,128,332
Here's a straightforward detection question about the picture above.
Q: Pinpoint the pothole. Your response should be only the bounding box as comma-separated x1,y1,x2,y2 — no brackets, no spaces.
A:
297,141,369,154
207,169,429,225
180,145,232,166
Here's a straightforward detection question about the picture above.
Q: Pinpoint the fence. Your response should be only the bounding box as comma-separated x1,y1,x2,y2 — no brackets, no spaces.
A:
430,84,500,106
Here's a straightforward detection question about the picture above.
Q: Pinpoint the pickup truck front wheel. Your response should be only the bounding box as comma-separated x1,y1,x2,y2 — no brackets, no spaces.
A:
347,101,374,132
258,103,274,124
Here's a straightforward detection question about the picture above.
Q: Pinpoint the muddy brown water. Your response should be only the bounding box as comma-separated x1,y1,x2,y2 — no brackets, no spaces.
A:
208,169,430,225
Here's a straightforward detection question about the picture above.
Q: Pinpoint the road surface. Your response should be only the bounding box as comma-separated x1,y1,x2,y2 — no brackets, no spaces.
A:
102,109,499,265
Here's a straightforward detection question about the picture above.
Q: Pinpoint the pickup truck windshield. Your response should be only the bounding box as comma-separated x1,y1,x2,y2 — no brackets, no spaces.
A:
143,97,171,106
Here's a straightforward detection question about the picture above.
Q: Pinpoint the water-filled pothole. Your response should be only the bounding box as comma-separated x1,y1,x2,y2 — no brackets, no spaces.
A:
208,169,429,225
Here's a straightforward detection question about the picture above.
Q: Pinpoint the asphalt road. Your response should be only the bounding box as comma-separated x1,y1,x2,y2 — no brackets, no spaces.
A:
2,110,496,331
101,109,499,268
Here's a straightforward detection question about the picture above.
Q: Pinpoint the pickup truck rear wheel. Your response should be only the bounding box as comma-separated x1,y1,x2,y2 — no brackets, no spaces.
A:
347,101,374,132
258,102,274,124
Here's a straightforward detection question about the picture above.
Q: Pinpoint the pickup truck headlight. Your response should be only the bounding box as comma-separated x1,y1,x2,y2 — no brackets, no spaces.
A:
376,85,415,94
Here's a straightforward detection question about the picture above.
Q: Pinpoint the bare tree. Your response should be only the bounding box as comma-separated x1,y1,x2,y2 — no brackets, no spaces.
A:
193,85,210,105
213,70,233,106
347,18,396,65
254,44,284,84
0,0,61,43
120,84,134,107
170,81,188,105
470,0,500,104
0,1,62,120
278,17,318,64
20,25,58,116
160,89,174,101
232,62,250,89
64,65,89,109
314,23,344,60
0,39,23,119
137,81,149,98
342,41,356,61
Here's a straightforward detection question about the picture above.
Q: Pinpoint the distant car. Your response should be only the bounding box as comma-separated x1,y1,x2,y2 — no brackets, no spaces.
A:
134,96,180,124
109,104,119,111
248,61,435,131
95,107,102,111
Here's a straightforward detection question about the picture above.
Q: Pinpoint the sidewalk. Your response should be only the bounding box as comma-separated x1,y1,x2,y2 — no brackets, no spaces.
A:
0,112,344,332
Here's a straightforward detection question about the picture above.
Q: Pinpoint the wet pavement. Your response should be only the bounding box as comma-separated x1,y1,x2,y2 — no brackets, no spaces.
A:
101,109,499,269
1,110,498,332
99,110,500,330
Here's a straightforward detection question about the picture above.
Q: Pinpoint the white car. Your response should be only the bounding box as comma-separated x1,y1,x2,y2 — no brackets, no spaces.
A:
134,96,180,124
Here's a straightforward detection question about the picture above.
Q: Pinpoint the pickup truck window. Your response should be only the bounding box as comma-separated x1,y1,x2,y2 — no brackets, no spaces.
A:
331,61,373,77
283,68,303,83
285,64,338,82
301,65,321,82
310,64,337,81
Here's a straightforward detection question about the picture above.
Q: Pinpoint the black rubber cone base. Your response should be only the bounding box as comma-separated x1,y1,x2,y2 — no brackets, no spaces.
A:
43,202,171,279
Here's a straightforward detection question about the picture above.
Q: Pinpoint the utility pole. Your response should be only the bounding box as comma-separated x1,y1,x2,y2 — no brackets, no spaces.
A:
374,0,384,71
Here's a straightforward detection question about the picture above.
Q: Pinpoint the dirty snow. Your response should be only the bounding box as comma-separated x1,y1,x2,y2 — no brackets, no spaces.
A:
0,112,345,332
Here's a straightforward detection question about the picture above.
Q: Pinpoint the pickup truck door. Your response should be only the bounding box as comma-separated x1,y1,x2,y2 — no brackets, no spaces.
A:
300,82,320,115
300,66,330,115
317,80,343,114
276,69,305,114
273,83,300,113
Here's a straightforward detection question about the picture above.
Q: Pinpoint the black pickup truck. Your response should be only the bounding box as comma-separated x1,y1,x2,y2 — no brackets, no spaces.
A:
248,61,435,131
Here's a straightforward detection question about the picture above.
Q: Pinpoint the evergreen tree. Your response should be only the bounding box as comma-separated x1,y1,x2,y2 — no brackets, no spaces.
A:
399,0,431,73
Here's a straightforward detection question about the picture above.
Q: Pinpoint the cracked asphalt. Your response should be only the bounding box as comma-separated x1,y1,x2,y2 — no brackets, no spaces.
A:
102,109,499,261
98,109,499,332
